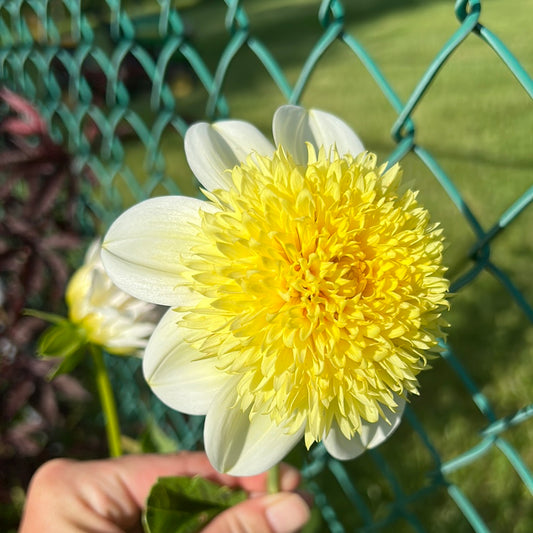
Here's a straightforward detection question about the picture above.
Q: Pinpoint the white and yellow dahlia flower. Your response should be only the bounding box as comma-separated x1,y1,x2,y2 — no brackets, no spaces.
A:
102,105,448,475
67,240,158,356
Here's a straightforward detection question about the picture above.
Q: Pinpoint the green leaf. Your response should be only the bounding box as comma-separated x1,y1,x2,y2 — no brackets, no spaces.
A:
47,347,87,379
142,476,247,533
37,322,86,359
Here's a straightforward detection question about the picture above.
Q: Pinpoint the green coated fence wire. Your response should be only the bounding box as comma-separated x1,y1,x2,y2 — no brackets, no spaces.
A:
1,0,532,531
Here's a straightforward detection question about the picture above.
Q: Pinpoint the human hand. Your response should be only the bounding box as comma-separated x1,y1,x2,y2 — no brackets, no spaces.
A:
19,451,310,533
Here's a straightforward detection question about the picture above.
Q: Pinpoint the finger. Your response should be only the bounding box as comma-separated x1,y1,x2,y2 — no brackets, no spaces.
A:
109,453,301,507
19,458,124,533
237,463,302,495
203,492,311,533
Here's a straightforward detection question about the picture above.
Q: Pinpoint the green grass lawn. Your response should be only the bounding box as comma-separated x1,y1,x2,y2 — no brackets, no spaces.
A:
75,0,533,530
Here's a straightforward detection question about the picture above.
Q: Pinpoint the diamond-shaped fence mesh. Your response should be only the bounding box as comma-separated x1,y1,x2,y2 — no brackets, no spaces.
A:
1,0,532,531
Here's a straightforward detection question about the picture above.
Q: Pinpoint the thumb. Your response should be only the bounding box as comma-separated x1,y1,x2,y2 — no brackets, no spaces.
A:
203,492,310,533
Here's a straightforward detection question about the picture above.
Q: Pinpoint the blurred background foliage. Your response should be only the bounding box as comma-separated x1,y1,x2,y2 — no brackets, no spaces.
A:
0,0,532,531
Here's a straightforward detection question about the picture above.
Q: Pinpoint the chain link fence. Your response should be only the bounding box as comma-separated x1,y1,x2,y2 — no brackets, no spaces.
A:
1,0,532,531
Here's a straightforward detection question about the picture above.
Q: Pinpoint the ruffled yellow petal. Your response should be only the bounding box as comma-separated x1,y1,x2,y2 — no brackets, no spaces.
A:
175,146,448,445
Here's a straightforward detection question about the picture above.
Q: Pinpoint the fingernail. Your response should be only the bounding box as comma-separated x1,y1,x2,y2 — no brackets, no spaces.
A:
265,493,311,533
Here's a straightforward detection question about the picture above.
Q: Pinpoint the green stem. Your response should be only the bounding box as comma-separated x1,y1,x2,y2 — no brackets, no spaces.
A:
267,463,280,494
90,345,122,457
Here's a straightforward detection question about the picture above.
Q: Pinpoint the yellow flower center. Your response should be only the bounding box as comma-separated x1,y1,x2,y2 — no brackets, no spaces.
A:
179,146,448,446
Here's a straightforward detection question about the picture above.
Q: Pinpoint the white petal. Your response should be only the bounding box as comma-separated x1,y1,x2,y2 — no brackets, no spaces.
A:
204,381,304,475
324,398,406,461
102,196,216,307
272,105,365,165
323,420,366,461
84,239,102,264
143,308,228,415
364,397,406,449
185,120,275,192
